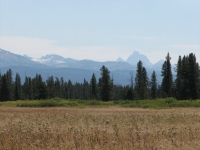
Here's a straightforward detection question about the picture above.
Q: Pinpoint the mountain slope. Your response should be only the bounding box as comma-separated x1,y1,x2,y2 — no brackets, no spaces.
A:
32,54,78,67
0,48,47,68
116,57,125,62
126,51,152,67
31,54,135,71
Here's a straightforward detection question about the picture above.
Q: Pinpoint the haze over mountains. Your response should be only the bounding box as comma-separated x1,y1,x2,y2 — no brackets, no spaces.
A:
0,48,170,85
30,50,165,70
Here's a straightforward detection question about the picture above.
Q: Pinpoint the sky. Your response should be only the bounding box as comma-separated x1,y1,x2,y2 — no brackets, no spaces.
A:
0,0,200,64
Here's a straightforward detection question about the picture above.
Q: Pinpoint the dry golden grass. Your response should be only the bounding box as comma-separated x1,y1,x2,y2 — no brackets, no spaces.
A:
0,107,200,150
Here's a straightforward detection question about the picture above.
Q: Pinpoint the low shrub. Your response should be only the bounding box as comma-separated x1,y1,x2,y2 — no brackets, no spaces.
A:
165,97,177,104
64,101,79,107
1,98,200,108
16,100,65,107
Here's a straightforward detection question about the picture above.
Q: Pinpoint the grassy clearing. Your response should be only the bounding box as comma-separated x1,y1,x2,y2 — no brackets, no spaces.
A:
1,98,200,108
0,107,200,149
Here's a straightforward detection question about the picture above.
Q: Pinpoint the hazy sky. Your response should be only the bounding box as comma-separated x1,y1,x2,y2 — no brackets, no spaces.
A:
0,0,199,64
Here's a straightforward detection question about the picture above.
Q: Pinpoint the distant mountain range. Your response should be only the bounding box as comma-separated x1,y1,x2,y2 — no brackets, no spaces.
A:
30,50,165,70
0,48,171,85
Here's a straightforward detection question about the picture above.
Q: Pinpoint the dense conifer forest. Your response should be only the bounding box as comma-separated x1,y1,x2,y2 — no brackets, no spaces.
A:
0,53,199,101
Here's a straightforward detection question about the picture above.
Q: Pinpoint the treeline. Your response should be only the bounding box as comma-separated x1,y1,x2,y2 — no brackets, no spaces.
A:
0,53,199,101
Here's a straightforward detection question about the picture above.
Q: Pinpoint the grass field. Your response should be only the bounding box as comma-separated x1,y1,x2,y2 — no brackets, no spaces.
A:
0,107,200,149
1,98,200,108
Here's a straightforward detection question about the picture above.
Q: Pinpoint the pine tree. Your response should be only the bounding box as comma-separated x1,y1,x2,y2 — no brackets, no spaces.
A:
182,56,190,99
6,69,14,100
0,75,9,101
74,82,81,99
32,74,47,99
82,79,90,100
54,77,60,97
142,67,149,99
63,82,68,99
99,65,113,101
60,77,65,98
23,77,33,100
68,80,73,99
175,56,190,99
90,73,97,99
135,61,149,99
46,76,55,98
188,53,199,99
176,53,200,100
135,61,143,99
150,71,157,99
14,73,22,100
161,53,173,97
175,56,182,99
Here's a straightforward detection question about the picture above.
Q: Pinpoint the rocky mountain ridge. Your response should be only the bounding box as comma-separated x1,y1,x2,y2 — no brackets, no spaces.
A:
0,48,170,85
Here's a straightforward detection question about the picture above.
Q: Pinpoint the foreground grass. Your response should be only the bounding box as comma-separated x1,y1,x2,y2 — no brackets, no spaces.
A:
0,107,200,149
1,98,200,108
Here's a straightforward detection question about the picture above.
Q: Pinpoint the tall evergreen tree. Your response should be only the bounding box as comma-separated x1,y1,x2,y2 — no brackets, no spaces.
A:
83,79,90,100
99,65,113,101
68,80,73,99
135,61,149,99
54,77,61,97
175,56,183,99
60,77,65,98
150,71,157,99
32,74,47,99
63,82,68,99
90,73,97,99
14,73,22,100
181,56,189,99
46,76,55,98
135,61,143,99
74,82,81,99
142,67,149,99
161,53,173,97
176,53,200,99
188,53,199,99
23,77,33,100
6,69,13,100
0,75,9,101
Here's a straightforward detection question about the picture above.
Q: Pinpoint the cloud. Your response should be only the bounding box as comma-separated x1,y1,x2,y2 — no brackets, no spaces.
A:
0,36,131,61
0,36,58,57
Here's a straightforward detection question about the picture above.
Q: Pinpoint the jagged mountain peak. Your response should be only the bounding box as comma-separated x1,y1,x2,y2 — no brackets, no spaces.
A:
132,51,140,55
126,51,152,67
41,53,65,59
117,57,124,62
